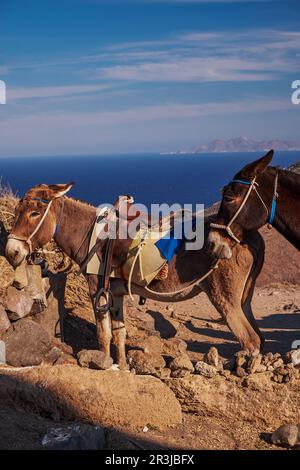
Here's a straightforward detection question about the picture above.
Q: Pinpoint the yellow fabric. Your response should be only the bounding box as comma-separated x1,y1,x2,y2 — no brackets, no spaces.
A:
86,221,168,286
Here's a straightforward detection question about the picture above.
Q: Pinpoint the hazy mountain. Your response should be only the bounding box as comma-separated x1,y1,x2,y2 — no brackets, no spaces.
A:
163,137,300,154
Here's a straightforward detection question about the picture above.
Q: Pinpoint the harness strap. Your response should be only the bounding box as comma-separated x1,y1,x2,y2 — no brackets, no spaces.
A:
8,199,54,254
268,170,279,225
210,170,279,243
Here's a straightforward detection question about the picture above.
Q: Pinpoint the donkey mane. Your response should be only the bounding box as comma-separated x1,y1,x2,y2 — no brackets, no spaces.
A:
66,196,96,211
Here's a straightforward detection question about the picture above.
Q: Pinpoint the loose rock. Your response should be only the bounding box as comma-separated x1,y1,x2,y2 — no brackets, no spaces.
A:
42,423,105,450
4,286,34,321
290,350,300,367
247,354,262,374
204,347,219,369
141,335,163,355
236,366,248,378
169,354,194,378
0,305,11,334
194,361,218,378
77,350,113,370
127,350,165,377
162,338,187,358
55,354,78,366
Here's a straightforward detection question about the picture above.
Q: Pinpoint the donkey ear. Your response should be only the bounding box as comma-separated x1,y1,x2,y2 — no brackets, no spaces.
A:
48,182,75,199
240,150,274,179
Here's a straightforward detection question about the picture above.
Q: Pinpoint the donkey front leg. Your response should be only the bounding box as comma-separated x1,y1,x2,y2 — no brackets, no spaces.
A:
111,295,128,370
94,294,112,359
203,255,262,355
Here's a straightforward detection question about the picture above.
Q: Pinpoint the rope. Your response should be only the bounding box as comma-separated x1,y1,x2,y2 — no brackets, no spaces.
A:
126,231,219,299
144,259,219,297
211,171,279,243
8,199,54,253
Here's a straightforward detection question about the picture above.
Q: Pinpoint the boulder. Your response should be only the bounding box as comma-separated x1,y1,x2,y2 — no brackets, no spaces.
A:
42,423,105,450
4,286,34,321
0,305,10,335
1,318,53,366
166,372,300,427
271,424,299,448
77,349,113,370
0,365,182,430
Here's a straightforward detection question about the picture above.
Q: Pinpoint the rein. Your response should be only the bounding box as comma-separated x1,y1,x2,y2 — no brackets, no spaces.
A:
210,170,279,243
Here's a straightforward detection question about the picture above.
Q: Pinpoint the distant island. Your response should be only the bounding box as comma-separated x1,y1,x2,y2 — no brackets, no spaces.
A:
161,137,300,155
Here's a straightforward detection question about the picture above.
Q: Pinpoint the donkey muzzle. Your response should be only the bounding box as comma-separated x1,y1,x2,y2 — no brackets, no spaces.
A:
207,230,232,260
5,238,29,267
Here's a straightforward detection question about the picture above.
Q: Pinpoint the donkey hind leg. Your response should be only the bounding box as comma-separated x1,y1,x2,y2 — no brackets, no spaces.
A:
111,295,128,370
242,282,265,351
94,293,112,359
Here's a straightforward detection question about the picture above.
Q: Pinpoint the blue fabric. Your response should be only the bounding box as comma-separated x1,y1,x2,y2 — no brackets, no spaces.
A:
230,179,252,185
155,219,197,263
230,178,277,225
269,199,277,225
156,234,183,263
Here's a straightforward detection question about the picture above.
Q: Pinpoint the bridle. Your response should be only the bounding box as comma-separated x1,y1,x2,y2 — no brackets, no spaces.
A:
210,170,279,244
8,196,64,255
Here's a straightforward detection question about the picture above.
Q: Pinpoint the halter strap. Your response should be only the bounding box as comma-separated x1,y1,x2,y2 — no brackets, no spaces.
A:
210,170,279,243
268,171,279,225
8,197,65,254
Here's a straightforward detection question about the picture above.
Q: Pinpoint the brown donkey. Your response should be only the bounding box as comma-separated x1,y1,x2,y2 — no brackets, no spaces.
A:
208,150,300,260
5,183,266,368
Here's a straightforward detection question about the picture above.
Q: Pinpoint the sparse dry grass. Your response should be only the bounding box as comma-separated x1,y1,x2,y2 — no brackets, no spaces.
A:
0,178,18,231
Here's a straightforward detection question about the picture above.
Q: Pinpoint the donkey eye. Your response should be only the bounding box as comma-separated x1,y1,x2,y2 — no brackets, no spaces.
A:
30,211,41,218
224,194,235,203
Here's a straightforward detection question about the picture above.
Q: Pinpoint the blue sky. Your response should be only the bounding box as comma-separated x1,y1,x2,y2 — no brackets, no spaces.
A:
0,0,299,156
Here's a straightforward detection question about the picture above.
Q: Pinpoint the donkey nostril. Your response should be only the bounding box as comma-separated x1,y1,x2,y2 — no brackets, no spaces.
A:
14,249,20,258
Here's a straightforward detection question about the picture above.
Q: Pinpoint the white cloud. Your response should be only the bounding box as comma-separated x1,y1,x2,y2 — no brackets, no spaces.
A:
91,29,300,83
7,84,111,101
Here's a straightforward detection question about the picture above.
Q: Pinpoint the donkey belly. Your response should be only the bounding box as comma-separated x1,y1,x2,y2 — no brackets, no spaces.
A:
110,276,203,302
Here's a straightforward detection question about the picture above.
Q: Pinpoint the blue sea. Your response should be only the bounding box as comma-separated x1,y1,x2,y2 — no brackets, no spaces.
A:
1,151,299,209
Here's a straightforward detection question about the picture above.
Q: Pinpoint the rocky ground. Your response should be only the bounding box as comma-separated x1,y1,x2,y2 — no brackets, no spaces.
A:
1,168,300,450
1,282,300,450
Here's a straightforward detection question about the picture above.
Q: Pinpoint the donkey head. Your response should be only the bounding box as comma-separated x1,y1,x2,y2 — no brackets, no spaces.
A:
208,150,274,259
5,182,74,267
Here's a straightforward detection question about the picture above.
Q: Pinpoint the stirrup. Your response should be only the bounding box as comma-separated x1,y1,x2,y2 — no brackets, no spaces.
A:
95,288,113,315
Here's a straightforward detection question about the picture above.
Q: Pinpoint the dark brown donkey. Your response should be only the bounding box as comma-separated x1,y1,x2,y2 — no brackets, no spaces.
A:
5,183,266,369
208,150,300,260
